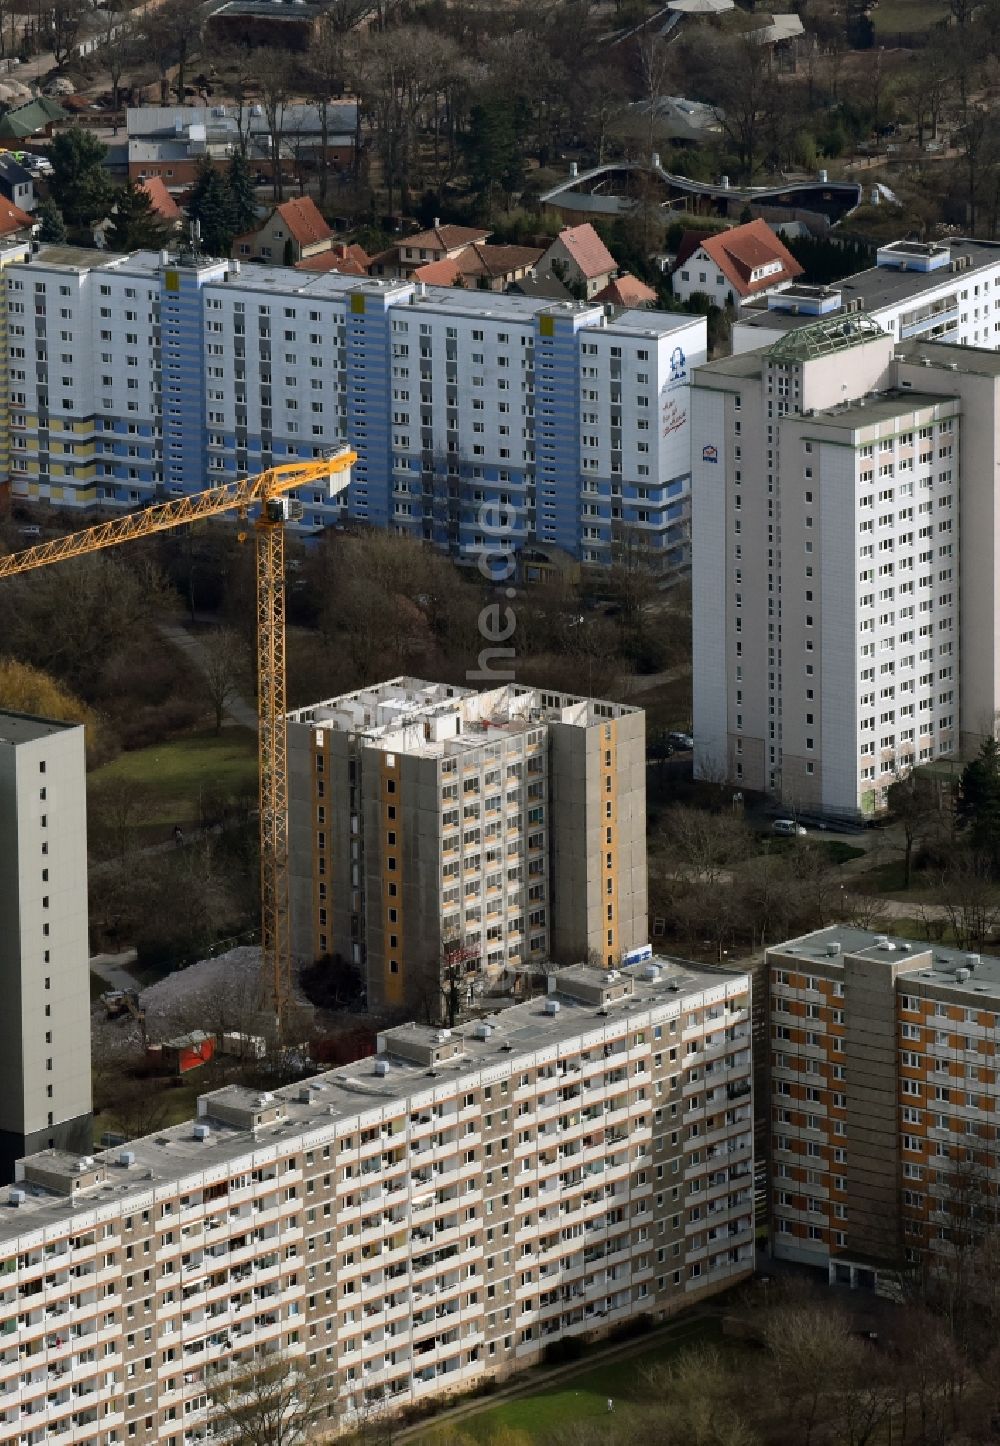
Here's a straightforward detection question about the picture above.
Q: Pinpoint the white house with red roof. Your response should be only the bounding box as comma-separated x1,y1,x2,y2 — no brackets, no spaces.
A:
672,218,802,309
233,197,334,266
538,224,618,299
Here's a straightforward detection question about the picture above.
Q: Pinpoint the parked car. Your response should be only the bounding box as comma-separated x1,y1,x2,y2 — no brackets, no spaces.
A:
668,731,694,751
771,818,807,837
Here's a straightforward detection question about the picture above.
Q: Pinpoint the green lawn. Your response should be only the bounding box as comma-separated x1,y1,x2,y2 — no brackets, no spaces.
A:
88,728,258,841
414,1318,719,1443
872,0,948,32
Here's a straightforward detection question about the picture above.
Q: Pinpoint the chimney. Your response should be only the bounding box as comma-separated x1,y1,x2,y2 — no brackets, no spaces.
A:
433,216,441,229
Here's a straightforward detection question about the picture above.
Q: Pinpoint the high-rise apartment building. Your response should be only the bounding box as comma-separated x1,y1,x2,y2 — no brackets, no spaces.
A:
0,957,754,1443
733,237,1000,355
766,926,1000,1292
0,711,91,1179
287,679,648,1016
1,243,705,574
690,317,1000,819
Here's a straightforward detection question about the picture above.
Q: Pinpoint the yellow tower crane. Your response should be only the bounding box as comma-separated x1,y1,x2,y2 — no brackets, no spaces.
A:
0,449,356,1027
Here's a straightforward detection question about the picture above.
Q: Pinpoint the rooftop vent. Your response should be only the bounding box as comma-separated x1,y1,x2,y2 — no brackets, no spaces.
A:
544,999,561,1016
965,954,981,970
955,967,971,983
117,1150,136,1168
472,1022,493,1041
373,1059,391,1077
192,1124,211,1143
644,964,662,981
826,942,841,957
8,1189,25,1207
873,934,889,947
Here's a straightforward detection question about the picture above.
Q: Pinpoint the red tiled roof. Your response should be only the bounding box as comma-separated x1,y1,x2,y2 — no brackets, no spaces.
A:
457,243,543,279
412,256,463,285
675,218,802,297
276,196,333,247
593,273,658,307
413,244,543,288
140,176,181,222
296,242,370,276
0,196,32,236
553,223,617,280
402,223,491,254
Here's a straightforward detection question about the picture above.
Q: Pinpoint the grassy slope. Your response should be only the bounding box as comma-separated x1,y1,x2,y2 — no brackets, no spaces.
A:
414,1318,718,1442
88,728,258,839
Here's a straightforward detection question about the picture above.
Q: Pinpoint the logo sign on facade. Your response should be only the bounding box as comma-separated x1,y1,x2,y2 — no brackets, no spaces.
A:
669,345,687,383
702,444,719,464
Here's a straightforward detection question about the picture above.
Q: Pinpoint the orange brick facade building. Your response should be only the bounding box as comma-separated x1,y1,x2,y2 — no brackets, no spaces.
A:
767,927,1000,1289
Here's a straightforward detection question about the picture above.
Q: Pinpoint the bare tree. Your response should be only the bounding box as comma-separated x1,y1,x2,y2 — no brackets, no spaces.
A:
250,49,293,204
111,1081,173,1142
762,1303,856,1446
936,851,1000,950
48,0,87,69
141,0,203,106
99,13,138,118
206,1349,327,1446
89,778,155,863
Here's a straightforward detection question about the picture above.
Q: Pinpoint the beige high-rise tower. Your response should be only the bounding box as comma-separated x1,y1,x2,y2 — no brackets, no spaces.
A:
0,711,92,1179
287,679,648,1017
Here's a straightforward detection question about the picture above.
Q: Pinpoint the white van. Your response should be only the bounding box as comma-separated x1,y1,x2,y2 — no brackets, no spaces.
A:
771,818,807,837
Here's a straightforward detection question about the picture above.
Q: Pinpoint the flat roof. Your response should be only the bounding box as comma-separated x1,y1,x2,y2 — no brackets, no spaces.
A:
897,338,1000,376
693,352,764,385
0,709,77,745
771,926,1000,1000
3,955,748,1247
801,388,956,431
737,236,1000,336
16,247,689,333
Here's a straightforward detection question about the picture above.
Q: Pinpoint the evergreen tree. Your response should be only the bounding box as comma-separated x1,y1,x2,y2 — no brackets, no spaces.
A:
48,127,115,236
187,158,236,257
106,179,173,253
36,196,67,244
227,151,257,236
958,736,1000,872
463,101,526,213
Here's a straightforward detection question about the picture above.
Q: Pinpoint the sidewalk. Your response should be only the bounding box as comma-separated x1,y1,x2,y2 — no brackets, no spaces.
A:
157,619,258,732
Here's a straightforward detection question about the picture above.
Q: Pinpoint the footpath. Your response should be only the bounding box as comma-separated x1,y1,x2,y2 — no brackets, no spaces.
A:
391,1308,715,1443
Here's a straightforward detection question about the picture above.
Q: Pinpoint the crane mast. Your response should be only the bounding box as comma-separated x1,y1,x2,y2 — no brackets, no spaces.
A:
0,450,356,1029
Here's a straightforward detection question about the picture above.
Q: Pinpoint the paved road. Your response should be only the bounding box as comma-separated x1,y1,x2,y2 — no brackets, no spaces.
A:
157,619,258,732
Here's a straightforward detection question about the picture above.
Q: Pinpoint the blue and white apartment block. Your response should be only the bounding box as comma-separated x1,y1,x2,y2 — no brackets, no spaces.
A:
3,245,706,573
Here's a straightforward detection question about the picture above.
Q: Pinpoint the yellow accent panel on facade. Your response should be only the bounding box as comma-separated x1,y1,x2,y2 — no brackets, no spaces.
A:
165,269,180,292
539,314,555,337
350,293,365,315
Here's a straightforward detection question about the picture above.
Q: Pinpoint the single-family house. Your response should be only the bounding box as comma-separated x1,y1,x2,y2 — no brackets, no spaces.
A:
411,242,543,292
593,273,658,308
0,155,33,213
671,218,802,309
537,224,618,299
233,197,334,266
